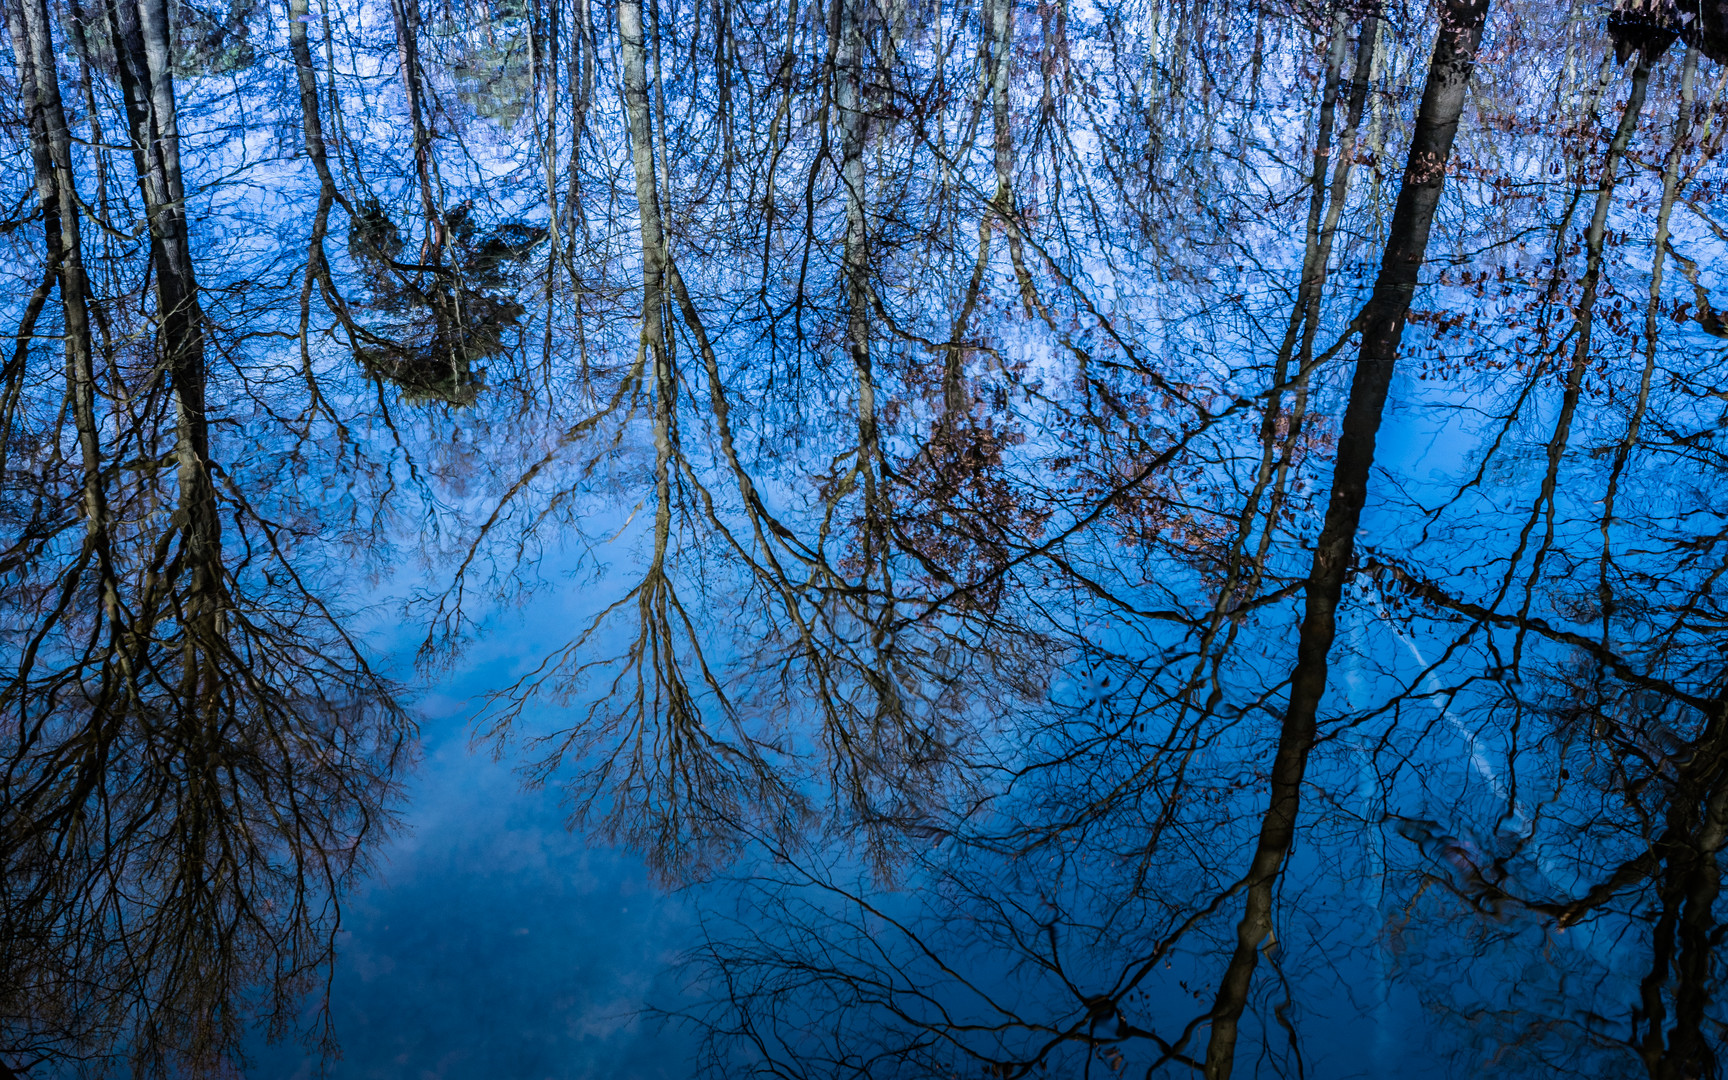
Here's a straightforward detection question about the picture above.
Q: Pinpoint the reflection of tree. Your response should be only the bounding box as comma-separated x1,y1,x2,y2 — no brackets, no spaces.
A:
1204,3,1490,1075
446,0,1091,880
1,0,409,1073
660,2,1728,1078
11,0,1728,1072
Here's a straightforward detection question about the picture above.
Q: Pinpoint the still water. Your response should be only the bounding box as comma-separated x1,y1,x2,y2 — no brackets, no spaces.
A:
5,0,1728,1076
252,600,703,1080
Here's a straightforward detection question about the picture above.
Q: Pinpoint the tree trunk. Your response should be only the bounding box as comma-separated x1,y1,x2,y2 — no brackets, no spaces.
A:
618,0,675,577
106,0,215,512
942,0,1015,422
1602,45,1695,648
286,0,349,407
389,0,439,246
1506,46,1659,663
8,0,108,560
1201,4,1491,1077
835,0,888,605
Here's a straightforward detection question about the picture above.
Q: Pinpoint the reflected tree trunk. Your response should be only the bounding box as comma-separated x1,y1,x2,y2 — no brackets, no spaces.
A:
285,0,356,416
1601,44,1696,650
106,0,221,625
389,0,441,257
1635,787,1728,1078
833,0,907,776
1508,44,1661,665
1195,7,1377,713
618,0,674,579
942,0,1016,422
837,0,883,559
8,0,110,571
1,3,118,1041
1202,3,1491,1076
4,2,409,1072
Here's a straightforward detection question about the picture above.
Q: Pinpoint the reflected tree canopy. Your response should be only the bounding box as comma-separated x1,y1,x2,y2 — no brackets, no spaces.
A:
5,0,1728,1075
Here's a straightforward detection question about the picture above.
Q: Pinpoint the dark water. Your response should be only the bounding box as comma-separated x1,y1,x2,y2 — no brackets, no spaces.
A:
5,0,1728,1077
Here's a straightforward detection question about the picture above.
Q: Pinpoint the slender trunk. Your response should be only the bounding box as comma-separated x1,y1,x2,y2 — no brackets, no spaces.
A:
560,0,597,388
650,0,672,222
65,0,113,263
1602,46,1696,649
620,0,667,315
1510,48,1658,665
534,0,561,385
288,0,338,195
107,0,221,638
1250,4,1382,598
831,0,903,762
1214,13,1350,612
754,0,803,320
714,0,734,173
390,0,441,257
2,0,123,1012
1303,6,1379,362
564,0,595,239
618,0,675,571
286,0,348,414
1201,5,1491,1077
838,0,869,442
8,0,107,557
994,0,1037,322
835,0,889,610
942,0,1017,422
1191,10,1379,719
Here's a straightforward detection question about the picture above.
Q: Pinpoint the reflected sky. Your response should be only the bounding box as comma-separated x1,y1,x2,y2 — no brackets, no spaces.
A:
7,0,1728,1076
252,636,701,1079
226,510,709,1080
276,743,693,1080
